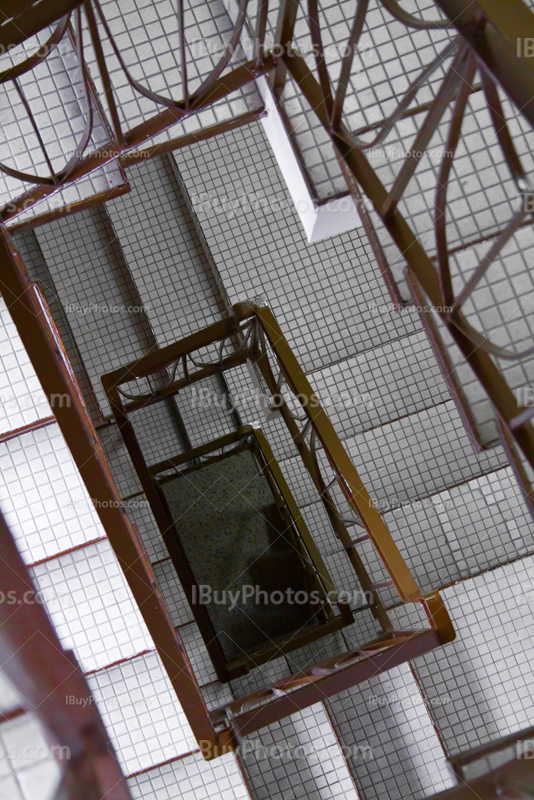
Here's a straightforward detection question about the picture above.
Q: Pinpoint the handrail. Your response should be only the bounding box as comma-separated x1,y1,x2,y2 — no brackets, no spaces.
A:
0,0,271,223
102,299,455,747
104,300,454,642
243,302,423,602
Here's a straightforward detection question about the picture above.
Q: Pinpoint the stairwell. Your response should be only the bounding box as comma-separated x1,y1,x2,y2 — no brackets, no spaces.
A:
1,1,534,796
2,111,533,799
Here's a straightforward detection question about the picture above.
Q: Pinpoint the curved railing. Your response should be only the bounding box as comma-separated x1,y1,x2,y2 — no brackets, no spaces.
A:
0,0,270,221
268,0,534,486
5,0,534,483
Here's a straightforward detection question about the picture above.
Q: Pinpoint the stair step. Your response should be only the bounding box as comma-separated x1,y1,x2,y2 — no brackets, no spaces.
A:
171,126,422,375
283,610,384,674
307,331,451,440
325,663,454,800
33,206,156,415
301,465,534,605
0,295,51,436
230,657,290,701
172,377,238,449
411,555,534,755
237,702,360,800
128,750,252,800
411,227,534,449
105,155,224,348
0,423,105,565
29,539,152,673
87,651,197,775
97,424,144,499
224,330,452,450
223,366,300,462
121,362,525,623
126,496,168,564
262,0,534,461
278,401,506,513
152,559,193,628
386,92,534,300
